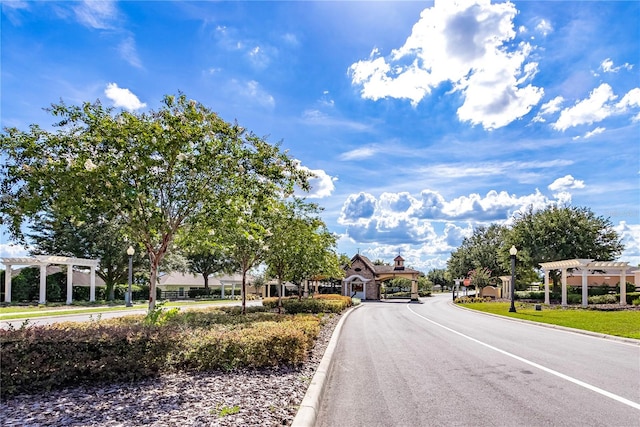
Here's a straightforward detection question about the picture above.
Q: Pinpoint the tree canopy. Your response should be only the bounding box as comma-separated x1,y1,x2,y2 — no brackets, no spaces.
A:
504,205,623,286
447,224,508,280
446,206,623,289
1,94,309,310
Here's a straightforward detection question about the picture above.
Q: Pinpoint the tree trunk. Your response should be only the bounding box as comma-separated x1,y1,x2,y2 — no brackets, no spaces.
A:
241,269,247,315
276,277,283,314
203,274,209,290
148,252,163,312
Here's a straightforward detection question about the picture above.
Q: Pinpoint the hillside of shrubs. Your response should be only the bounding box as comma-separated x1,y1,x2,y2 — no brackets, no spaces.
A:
0,295,353,398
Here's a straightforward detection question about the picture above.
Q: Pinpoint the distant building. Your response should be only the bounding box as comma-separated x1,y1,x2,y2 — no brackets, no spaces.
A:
342,254,421,300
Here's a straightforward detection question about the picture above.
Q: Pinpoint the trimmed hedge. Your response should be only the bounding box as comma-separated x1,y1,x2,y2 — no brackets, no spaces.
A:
0,307,330,398
262,295,352,314
0,322,174,397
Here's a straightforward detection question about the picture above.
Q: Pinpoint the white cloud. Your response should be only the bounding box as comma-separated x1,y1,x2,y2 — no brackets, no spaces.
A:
348,0,543,129
535,19,553,36
533,96,564,122
338,188,558,246
552,84,616,131
0,243,29,259
104,83,146,111
614,221,640,266
583,127,605,139
73,0,118,30
552,84,640,131
601,58,633,73
616,88,640,110
339,192,377,225
339,146,379,161
118,36,142,69
239,80,275,109
548,175,585,192
301,167,337,199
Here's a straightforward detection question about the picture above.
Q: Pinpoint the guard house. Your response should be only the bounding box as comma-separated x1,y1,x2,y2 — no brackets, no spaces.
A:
342,254,421,301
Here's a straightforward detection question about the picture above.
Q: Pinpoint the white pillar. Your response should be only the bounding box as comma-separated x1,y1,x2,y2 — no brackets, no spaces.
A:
232,284,236,298
39,264,47,304
4,263,12,303
620,269,627,306
544,270,550,305
561,268,567,307
581,268,588,308
221,284,225,298
89,267,96,302
66,265,74,305
303,279,309,298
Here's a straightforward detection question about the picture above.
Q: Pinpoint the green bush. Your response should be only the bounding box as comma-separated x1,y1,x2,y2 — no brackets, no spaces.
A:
625,292,640,305
0,323,174,397
454,296,491,303
172,320,312,371
0,307,325,398
262,295,351,314
588,294,619,304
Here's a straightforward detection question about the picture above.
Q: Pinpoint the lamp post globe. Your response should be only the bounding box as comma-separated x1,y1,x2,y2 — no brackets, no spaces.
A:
126,245,135,307
509,245,517,313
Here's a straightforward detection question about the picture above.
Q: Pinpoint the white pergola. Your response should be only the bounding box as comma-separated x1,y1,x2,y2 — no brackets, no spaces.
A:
2,256,100,304
539,259,635,307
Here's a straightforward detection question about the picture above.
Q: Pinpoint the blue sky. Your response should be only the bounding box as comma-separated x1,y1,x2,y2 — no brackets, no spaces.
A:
2,0,639,272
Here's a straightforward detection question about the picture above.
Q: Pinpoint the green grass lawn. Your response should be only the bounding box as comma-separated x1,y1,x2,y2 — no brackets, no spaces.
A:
0,299,240,320
459,302,640,340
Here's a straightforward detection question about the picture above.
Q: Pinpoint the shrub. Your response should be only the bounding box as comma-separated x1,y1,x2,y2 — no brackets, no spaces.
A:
625,292,640,305
588,294,619,304
262,295,352,314
0,307,324,398
455,296,491,303
0,323,175,398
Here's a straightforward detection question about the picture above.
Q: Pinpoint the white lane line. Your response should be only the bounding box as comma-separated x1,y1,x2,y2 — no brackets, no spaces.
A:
407,305,640,411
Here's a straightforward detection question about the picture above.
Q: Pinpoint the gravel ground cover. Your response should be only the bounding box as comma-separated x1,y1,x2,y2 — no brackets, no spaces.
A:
0,313,341,427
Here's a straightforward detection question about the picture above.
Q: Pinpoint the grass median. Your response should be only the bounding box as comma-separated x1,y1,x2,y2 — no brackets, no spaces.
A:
458,301,640,340
0,299,240,320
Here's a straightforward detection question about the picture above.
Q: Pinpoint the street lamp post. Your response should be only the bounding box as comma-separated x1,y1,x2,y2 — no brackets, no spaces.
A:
126,245,135,307
509,245,517,313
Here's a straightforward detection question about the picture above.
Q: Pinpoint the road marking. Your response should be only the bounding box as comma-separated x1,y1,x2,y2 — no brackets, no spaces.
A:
407,305,640,411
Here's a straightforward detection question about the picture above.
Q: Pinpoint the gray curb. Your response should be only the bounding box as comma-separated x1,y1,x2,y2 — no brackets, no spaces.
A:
291,304,362,427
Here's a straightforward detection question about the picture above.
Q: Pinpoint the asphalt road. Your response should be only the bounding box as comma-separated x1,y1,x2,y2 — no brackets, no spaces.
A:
316,293,640,427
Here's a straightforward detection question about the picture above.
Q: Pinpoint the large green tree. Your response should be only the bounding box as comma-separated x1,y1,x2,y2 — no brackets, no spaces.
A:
505,205,624,287
263,199,342,307
447,224,508,280
1,94,308,310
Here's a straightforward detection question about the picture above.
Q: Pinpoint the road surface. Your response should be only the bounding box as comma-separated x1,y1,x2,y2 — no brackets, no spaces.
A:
316,293,640,427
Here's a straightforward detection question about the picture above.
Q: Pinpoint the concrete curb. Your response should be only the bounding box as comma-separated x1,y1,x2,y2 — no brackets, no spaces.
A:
291,304,362,427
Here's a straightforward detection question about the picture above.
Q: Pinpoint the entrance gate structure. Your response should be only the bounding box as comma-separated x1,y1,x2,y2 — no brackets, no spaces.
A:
2,256,100,304
538,259,638,307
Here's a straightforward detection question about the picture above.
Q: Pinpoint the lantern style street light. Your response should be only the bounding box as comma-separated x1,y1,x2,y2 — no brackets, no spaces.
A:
126,245,135,307
509,245,517,313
